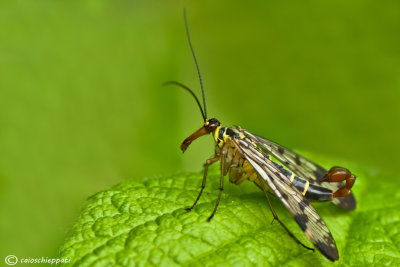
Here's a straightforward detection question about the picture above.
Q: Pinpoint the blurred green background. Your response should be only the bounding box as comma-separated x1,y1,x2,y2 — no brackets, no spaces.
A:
1,0,399,260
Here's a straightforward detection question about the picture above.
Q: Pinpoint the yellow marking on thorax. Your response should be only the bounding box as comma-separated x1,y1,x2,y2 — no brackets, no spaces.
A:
213,126,222,142
223,131,229,143
302,180,310,195
213,126,225,148
290,173,295,182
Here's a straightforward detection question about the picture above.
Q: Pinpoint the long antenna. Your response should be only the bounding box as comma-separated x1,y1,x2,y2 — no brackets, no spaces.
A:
184,8,207,119
163,81,206,120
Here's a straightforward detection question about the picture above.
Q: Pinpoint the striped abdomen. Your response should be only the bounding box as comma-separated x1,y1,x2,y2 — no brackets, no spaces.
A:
268,158,332,202
217,129,333,203
223,141,333,202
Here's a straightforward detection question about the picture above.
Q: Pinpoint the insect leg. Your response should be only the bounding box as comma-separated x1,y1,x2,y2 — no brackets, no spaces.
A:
185,156,220,212
321,167,356,198
257,176,315,252
207,151,226,222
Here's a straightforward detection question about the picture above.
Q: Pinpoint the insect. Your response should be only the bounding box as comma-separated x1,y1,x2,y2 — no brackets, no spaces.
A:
165,9,356,262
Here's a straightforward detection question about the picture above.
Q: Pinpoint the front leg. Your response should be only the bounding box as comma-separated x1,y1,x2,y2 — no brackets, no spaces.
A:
185,156,220,212
207,149,227,221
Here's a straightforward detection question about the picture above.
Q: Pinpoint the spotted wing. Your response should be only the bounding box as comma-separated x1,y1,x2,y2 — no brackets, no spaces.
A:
242,129,356,210
243,130,327,181
233,137,339,261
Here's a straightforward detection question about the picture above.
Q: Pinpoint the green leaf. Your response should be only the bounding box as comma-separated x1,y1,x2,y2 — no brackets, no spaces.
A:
60,158,400,266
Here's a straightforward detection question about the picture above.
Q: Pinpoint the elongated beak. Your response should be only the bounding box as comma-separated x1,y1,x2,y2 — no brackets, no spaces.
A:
181,126,209,153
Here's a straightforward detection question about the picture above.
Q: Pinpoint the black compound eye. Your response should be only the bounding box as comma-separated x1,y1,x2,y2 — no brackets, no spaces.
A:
208,118,220,126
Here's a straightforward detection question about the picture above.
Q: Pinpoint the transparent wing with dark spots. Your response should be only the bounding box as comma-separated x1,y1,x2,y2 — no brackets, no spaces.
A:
243,129,326,181
242,128,356,210
233,138,339,261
